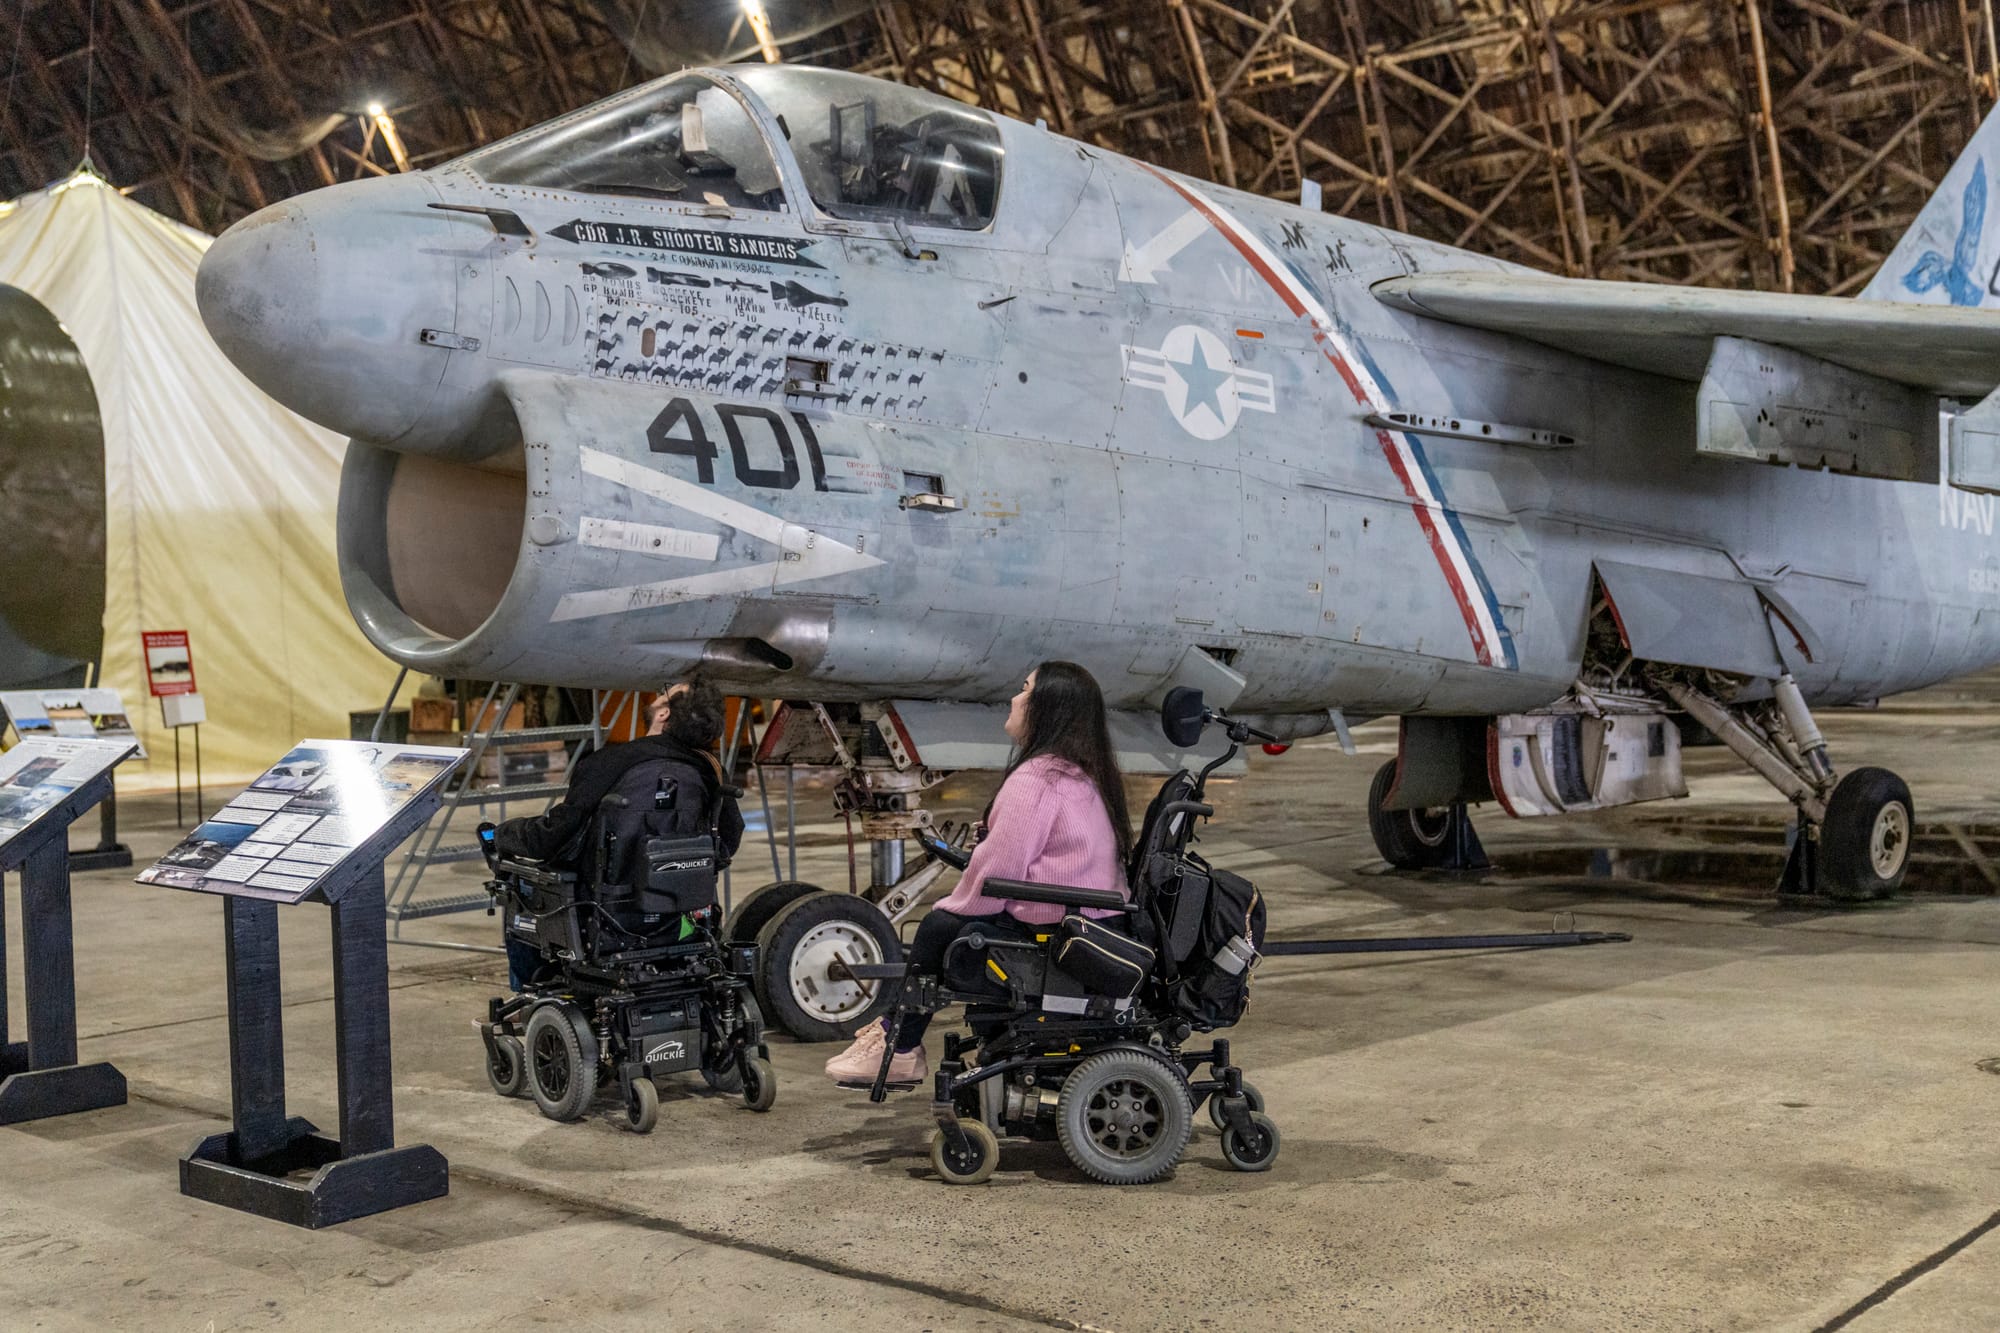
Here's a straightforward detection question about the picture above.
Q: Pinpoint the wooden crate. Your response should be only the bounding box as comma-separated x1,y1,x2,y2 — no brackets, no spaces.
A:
409,697,457,734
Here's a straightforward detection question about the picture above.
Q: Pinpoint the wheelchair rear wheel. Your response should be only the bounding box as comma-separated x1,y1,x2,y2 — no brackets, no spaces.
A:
486,1033,526,1098
525,1002,598,1122
1056,1050,1193,1185
931,1118,1000,1185
1220,1111,1281,1172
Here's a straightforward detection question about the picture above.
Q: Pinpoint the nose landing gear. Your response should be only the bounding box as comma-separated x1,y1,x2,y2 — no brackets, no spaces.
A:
728,702,957,1041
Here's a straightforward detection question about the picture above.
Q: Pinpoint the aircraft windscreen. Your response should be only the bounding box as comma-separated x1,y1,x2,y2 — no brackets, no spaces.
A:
734,66,1001,231
461,75,785,211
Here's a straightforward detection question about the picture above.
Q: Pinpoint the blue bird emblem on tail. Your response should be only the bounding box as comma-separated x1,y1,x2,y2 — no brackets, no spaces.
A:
1902,159,1988,306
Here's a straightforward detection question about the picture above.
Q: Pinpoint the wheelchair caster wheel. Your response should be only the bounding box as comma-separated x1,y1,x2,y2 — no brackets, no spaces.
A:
1207,1080,1264,1133
623,1077,660,1134
1220,1112,1281,1173
931,1119,1000,1185
486,1033,526,1098
741,1056,777,1113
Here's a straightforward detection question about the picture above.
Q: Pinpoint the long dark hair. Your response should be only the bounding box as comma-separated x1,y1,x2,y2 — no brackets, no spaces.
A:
994,660,1131,862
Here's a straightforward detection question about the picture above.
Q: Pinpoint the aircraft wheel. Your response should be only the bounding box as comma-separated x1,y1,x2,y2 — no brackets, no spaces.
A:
755,892,904,1042
1367,760,1456,869
724,880,823,945
1819,767,1915,901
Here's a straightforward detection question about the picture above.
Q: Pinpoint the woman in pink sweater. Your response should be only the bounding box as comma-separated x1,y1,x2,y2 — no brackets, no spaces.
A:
825,661,1132,1086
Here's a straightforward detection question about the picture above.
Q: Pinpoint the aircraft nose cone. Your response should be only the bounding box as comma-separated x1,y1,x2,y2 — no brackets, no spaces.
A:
197,174,457,445
197,200,319,392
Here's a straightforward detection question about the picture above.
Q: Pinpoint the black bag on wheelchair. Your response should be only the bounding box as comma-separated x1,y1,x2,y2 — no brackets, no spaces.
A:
1054,914,1154,998
598,761,723,918
1155,852,1265,1028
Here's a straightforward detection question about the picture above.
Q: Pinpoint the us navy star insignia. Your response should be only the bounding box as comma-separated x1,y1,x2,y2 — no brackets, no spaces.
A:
1122,325,1276,441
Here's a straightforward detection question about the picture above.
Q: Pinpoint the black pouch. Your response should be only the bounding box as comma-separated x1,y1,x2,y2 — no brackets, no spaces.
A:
640,833,719,915
1053,914,1154,998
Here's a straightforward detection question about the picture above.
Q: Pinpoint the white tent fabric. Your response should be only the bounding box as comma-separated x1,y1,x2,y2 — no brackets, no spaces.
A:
0,172,406,788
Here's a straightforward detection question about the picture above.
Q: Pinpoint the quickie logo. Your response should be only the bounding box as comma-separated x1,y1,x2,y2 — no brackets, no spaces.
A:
644,1038,687,1064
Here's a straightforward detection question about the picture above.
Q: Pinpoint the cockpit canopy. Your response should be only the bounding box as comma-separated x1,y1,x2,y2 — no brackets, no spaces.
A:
456,66,1003,232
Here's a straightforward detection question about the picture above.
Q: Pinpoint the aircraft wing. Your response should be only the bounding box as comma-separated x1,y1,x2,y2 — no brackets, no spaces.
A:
1376,271,2000,490
1373,272,2000,399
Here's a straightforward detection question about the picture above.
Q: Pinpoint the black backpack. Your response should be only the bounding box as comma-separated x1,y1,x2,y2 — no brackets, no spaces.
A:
1156,852,1265,1029
595,757,721,915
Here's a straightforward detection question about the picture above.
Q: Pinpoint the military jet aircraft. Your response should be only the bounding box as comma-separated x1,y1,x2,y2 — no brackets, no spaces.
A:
196,64,2000,1036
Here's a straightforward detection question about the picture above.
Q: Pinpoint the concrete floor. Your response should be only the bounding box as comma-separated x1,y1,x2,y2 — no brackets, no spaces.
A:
4,676,1999,1330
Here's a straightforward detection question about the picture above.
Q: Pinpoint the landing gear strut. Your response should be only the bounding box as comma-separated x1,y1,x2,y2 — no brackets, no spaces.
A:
728,703,958,1041
1662,676,1913,900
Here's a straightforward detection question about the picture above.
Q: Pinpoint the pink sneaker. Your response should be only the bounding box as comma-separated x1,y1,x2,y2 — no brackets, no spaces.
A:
824,1021,886,1077
827,1032,930,1086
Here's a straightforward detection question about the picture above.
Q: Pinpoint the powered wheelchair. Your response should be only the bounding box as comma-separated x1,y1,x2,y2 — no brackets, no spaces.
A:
476,790,775,1133
844,687,1279,1185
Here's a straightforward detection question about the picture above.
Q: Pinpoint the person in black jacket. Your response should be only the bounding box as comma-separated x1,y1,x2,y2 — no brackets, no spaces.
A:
495,677,744,988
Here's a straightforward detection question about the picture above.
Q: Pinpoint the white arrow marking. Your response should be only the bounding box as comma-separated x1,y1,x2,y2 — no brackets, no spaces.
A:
555,447,885,622
581,447,788,544
1119,209,1210,284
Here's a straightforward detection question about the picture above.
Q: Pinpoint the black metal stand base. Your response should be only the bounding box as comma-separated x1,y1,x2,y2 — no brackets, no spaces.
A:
68,845,133,872
0,1061,125,1124
181,1118,448,1229
0,778,129,1126
1778,820,1820,897
1439,804,1491,872
181,870,448,1228
68,790,132,871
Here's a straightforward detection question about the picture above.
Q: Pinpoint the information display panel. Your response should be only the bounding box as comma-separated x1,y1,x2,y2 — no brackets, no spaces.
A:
138,739,464,904
0,737,138,853
0,688,145,757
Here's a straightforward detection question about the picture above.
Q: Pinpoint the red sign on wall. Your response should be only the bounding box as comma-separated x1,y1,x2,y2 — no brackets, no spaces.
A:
142,630,197,697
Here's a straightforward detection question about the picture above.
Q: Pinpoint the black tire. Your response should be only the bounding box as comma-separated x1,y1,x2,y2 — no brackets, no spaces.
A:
525,1002,598,1122
623,1076,660,1134
486,1032,526,1098
1367,760,1457,869
741,1055,777,1112
1206,1080,1265,1133
754,892,904,1042
701,992,760,1094
1220,1111,1281,1172
1820,767,1915,901
724,881,823,945
1056,1049,1193,1185
931,1119,1001,1185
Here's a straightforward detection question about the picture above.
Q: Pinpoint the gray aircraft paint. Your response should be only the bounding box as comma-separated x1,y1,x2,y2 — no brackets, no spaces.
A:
194,66,2000,739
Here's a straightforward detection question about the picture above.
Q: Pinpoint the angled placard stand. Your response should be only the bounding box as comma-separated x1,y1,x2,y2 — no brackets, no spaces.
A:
0,736,138,1123
138,740,466,1228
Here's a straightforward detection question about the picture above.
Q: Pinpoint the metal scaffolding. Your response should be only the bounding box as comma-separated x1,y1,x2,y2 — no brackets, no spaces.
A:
3,1,1995,293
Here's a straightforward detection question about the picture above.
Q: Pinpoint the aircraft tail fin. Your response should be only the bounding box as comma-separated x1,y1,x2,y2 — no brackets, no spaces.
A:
1860,100,2000,306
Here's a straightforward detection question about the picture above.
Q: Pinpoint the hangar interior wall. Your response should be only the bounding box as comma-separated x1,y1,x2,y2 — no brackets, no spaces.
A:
0,173,405,788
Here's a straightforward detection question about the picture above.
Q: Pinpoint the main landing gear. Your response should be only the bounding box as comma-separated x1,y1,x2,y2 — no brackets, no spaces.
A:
1365,759,1489,872
1661,675,1912,900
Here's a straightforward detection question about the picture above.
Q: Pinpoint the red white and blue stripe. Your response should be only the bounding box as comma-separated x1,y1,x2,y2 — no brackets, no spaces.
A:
1139,165,1518,671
